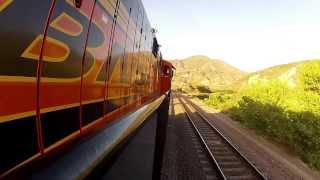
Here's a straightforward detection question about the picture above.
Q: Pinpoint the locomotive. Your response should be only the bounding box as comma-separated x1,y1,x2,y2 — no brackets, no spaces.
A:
0,0,174,177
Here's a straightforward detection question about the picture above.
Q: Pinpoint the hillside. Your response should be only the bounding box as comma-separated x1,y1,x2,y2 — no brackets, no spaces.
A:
205,60,320,170
170,55,246,93
229,60,316,90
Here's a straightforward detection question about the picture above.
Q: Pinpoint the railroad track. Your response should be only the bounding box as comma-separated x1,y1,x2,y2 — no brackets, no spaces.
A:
177,94,267,180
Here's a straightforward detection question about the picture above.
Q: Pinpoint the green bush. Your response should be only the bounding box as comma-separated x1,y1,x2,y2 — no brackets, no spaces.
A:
196,85,212,93
204,76,320,170
192,93,209,100
299,61,320,94
289,110,320,169
205,92,236,110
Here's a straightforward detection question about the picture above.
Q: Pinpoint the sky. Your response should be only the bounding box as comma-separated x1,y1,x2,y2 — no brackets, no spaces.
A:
143,0,320,72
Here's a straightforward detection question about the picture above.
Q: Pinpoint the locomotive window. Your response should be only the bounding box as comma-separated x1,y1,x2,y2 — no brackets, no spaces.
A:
74,0,82,8
165,67,170,75
162,66,171,76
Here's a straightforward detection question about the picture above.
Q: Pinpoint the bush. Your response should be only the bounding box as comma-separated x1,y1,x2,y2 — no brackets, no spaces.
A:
193,93,209,100
204,77,320,170
196,85,212,93
289,110,320,169
205,92,236,110
239,80,291,107
299,61,320,94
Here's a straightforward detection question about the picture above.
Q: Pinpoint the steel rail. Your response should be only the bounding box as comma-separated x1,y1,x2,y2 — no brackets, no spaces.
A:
177,96,227,180
179,94,267,180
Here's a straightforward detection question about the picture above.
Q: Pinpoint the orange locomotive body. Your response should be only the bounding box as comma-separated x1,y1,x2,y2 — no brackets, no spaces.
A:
0,0,171,176
160,60,175,94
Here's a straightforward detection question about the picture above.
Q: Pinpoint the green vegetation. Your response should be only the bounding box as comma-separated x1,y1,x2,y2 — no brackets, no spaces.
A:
203,60,320,170
172,57,320,169
206,91,237,110
299,61,320,94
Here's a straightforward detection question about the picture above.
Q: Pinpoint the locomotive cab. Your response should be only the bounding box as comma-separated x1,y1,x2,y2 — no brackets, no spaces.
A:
160,60,175,94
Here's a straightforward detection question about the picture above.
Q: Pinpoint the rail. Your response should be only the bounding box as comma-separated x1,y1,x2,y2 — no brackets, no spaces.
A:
177,94,266,180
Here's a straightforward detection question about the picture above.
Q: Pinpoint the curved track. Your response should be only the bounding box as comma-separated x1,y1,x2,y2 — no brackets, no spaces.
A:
177,94,267,180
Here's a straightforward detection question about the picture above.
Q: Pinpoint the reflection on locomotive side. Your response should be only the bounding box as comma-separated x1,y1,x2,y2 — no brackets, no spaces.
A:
0,0,174,176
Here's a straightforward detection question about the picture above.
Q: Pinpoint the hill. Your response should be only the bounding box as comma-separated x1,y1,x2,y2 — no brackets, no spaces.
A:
170,55,247,93
205,60,320,170
229,60,317,90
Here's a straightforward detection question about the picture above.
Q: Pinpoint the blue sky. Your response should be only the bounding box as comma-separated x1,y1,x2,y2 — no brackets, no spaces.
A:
143,0,320,72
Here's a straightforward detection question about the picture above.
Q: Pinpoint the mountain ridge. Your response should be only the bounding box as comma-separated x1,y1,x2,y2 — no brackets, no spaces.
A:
170,55,319,92
229,59,318,89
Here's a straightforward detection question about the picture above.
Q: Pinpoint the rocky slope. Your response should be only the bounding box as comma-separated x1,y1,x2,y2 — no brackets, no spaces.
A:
170,55,246,92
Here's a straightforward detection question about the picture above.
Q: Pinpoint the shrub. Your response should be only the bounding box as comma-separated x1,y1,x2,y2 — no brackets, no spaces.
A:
299,61,320,94
289,110,320,169
204,78,320,170
205,92,236,110
196,85,212,93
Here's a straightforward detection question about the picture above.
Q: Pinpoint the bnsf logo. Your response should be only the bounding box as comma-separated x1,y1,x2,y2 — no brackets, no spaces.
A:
0,0,126,83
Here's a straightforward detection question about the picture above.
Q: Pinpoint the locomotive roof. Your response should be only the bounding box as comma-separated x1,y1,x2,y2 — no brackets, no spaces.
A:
161,60,176,69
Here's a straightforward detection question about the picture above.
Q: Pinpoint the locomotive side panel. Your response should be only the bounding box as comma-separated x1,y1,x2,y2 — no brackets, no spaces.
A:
81,0,116,126
0,0,161,176
0,0,52,174
39,0,96,150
